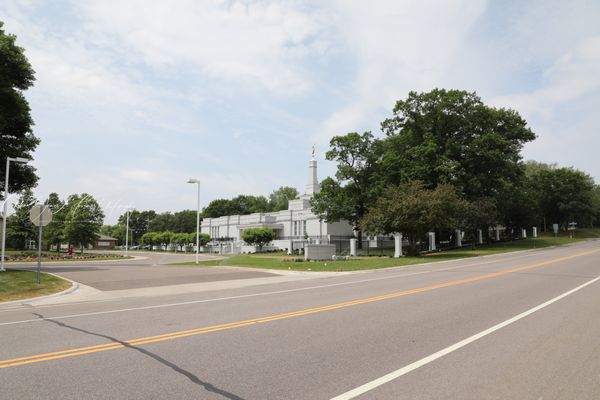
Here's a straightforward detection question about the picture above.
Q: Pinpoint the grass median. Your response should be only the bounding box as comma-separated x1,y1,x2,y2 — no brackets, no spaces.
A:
172,236,586,272
0,270,72,302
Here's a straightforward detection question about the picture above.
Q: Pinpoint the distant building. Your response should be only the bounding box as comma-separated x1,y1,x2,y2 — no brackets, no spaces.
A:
94,234,118,249
201,153,353,252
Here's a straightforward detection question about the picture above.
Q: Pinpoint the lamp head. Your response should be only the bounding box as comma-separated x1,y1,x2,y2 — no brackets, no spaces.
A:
187,179,199,184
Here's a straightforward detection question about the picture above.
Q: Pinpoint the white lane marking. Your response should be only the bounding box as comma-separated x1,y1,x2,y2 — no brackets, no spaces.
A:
330,274,600,400
0,251,560,325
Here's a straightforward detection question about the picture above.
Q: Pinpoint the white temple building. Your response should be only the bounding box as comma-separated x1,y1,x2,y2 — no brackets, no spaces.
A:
201,154,353,252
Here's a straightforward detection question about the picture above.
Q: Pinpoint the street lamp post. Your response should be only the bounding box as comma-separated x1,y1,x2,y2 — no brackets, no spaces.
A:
187,179,200,264
124,208,132,257
1,157,29,272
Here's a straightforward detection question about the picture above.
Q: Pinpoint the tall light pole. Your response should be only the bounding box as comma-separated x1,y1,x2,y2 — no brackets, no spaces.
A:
1,157,29,272
187,179,200,264
124,208,132,257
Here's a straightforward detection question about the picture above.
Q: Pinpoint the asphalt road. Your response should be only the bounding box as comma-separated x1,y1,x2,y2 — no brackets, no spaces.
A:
11,251,276,291
1,241,599,399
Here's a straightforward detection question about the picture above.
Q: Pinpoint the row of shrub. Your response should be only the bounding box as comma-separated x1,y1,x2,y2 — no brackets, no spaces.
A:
140,231,210,249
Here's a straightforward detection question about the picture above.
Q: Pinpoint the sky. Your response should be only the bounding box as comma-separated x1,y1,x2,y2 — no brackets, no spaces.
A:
1,0,599,224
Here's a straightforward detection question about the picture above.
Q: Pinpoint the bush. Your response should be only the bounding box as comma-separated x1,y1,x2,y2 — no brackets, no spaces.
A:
241,228,276,252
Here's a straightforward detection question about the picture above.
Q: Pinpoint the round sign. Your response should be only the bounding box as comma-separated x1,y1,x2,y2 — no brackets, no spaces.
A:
29,204,53,227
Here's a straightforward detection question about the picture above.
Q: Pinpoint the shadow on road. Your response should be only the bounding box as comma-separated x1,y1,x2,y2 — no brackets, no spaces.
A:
33,313,245,400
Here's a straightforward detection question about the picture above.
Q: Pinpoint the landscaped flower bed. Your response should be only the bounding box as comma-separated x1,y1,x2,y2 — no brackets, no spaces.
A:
6,252,126,262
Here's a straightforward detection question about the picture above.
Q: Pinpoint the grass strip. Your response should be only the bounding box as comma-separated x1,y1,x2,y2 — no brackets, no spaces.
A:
172,236,585,272
0,270,72,302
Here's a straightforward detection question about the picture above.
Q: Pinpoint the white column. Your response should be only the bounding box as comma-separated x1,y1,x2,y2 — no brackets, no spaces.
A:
394,234,403,258
455,229,462,247
522,228,527,239
477,229,483,244
495,226,501,241
428,232,436,251
532,227,538,238
350,238,357,256
288,209,293,255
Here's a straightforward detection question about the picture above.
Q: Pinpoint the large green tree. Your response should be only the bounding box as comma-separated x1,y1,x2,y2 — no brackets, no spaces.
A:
529,166,595,229
172,210,197,233
0,21,39,197
230,195,270,215
63,194,104,252
202,199,233,218
592,186,600,228
117,209,156,244
6,188,37,249
310,132,382,246
380,89,536,202
268,186,299,211
202,195,271,218
100,224,126,245
43,192,67,252
360,182,464,256
459,198,499,241
148,212,175,233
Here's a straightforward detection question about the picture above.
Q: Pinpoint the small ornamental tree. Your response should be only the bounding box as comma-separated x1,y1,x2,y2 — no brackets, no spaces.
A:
172,232,189,251
241,228,276,252
158,231,173,249
141,231,158,249
189,232,210,247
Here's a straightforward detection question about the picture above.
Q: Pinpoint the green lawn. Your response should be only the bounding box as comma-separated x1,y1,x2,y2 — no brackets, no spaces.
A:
173,236,586,272
0,270,72,302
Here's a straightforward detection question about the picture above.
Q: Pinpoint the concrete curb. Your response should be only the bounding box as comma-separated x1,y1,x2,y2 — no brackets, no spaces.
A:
0,270,81,308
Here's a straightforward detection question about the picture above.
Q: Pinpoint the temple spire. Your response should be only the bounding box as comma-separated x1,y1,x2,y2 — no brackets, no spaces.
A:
305,147,320,196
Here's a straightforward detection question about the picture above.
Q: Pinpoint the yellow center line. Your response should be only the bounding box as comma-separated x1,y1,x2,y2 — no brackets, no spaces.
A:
1,248,598,370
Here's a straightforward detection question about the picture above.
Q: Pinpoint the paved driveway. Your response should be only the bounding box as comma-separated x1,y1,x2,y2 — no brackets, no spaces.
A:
12,251,276,291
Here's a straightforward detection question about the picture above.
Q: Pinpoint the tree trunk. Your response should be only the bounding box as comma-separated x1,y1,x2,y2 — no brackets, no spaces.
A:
406,236,420,256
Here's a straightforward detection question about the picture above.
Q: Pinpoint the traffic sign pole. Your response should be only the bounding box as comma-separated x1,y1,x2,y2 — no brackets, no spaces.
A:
37,216,42,284
29,204,53,285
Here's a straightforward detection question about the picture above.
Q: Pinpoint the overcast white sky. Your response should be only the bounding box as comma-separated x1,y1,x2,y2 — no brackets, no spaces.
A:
2,0,599,223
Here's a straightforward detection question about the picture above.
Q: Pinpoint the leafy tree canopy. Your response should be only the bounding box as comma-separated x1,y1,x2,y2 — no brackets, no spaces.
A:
380,89,536,201
268,186,299,211
0,21,39,197
310,132,382,241
63,193,104,252
202,195,271,218
527,165,595,228
360,181,463,255
241,227,276,252
172,210,197,233
6,188,37,249
43,192,67,250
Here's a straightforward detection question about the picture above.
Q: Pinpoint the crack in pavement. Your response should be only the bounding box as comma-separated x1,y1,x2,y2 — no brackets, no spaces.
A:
32,313,245,400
